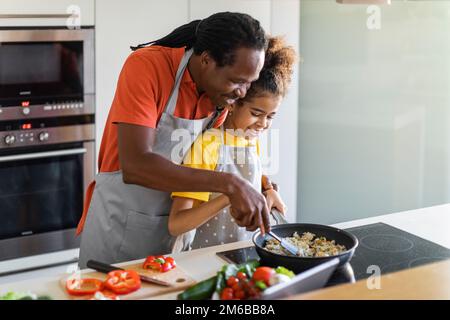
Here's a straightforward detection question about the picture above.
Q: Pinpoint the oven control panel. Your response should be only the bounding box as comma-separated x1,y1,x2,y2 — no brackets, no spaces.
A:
3,131,51,146
42,101,85,112
0,114,95,150
0,95,94,121
2,129,55,147
0,124,94,150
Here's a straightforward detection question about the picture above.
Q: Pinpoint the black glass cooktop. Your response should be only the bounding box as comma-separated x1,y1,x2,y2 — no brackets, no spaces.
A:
216,223,450,287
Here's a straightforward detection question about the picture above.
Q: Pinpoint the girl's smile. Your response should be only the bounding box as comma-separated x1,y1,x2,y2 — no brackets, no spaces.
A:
224,94,282,139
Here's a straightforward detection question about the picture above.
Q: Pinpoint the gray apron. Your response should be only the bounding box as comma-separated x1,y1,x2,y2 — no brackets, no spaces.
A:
78,49,217,268
190,130,262,249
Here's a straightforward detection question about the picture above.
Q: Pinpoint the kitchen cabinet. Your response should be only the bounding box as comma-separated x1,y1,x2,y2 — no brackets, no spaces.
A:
0,0,94,27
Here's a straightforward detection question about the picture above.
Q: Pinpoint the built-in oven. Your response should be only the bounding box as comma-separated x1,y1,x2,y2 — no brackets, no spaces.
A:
0,116,95,264
0,116,95,261
0,28,94,121
0,27,95,271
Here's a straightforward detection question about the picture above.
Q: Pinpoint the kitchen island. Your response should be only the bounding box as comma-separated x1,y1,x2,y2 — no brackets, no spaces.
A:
0,203,449,300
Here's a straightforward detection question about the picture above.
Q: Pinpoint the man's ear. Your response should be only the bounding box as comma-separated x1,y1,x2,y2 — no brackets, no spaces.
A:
200,51,215,69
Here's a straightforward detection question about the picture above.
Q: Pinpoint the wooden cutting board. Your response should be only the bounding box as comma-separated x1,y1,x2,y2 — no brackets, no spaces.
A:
60,262,196,300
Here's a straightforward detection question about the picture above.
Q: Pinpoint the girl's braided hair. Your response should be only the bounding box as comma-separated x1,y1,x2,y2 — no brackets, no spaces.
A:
131,12,267,67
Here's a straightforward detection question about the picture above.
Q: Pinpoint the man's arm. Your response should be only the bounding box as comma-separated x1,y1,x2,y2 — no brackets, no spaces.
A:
117,123,271,233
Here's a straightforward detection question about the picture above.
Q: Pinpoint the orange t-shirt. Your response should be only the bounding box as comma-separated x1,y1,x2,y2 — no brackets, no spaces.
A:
76,46,227,234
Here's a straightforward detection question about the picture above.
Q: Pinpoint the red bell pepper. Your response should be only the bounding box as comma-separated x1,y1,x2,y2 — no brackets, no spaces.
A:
143,255,176,272
89,289,119,300
104,270,141,295
66,278,104,296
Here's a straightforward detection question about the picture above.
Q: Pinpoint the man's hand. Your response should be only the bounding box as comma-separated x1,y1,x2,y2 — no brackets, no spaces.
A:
225,175,271,234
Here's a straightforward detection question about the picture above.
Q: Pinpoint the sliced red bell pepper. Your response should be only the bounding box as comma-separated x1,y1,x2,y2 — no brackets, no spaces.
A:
165,257,176,266
66,277,104,296
142,255,176,272
145,261,163,271
89,289,119,300
104,270,141,295
162,261,172,272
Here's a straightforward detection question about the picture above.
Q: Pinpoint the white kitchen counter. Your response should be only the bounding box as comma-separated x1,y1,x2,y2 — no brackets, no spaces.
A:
0,249,79,282
0,203,449,299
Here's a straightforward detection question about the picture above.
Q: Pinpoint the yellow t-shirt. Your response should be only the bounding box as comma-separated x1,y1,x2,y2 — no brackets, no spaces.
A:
171,128,260,202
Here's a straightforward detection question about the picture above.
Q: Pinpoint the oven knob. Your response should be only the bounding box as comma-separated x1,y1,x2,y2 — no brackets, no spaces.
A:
4,135,16,145
22,107,30,115
38,132,49,142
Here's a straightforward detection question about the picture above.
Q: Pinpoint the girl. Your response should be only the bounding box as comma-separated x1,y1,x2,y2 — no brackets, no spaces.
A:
169,36,296,251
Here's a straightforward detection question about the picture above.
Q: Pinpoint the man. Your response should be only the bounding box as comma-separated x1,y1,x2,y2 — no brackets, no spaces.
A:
77,12,273,268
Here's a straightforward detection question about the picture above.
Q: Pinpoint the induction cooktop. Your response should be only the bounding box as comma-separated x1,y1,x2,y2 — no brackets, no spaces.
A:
216,223,450,287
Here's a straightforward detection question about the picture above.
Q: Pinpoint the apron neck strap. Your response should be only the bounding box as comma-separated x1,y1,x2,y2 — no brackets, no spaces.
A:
164,48,194,116
205,106,225,130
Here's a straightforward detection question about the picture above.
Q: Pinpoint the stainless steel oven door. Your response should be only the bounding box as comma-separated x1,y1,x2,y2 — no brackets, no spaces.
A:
0,141,94,262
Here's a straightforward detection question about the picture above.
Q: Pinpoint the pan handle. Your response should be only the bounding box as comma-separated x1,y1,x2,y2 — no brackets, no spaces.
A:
270,209,289,225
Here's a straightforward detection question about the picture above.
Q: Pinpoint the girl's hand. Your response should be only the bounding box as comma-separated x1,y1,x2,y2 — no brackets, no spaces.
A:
263,189,287,214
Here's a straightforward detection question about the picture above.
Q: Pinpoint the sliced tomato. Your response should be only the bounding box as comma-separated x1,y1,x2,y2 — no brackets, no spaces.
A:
252,267,275,286
66,278,104,296
104,270,141,295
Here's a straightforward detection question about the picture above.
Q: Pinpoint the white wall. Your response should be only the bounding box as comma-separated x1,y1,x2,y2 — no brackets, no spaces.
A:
268,0,300,223
95,0,300,221
298,0,450,224
95,0,189,150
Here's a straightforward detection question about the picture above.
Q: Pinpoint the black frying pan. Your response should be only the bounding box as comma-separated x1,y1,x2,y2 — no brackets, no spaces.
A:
252,222,359,274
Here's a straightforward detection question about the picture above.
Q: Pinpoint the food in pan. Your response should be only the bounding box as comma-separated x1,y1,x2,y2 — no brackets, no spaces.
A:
264,231,347,257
